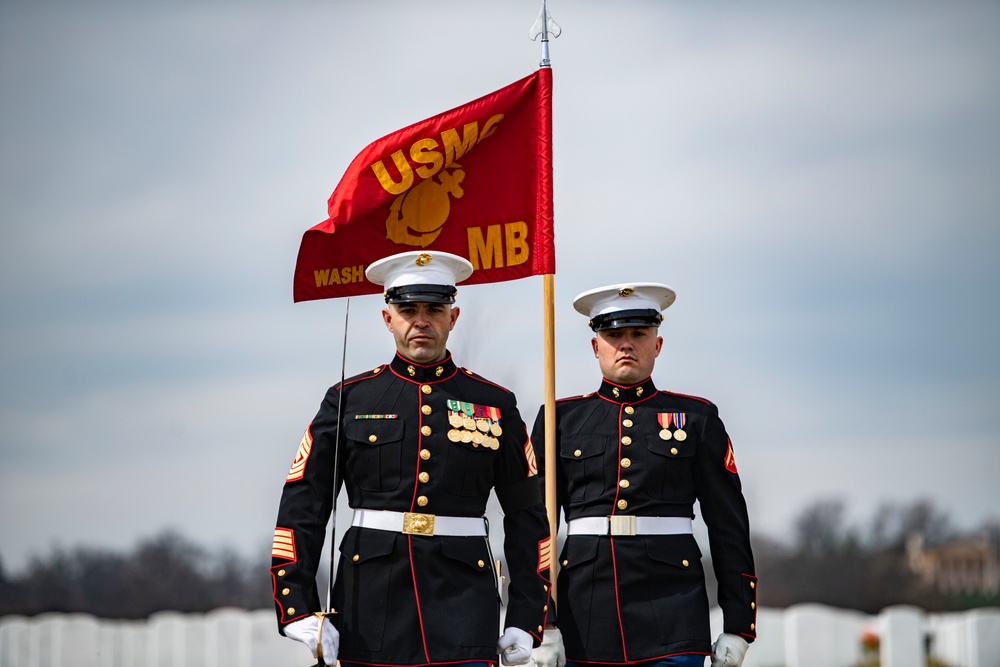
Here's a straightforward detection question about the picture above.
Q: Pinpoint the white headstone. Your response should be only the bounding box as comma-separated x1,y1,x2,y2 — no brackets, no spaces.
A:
147,611,186,667
878,605,924,667
965,608,1000,667
0,616,31,667
784,603,870,667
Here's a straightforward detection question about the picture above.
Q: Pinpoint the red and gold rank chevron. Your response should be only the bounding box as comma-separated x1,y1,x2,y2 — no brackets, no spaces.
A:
271,527,296,561
286,427,313,482
524,439,538,477
724,438,739,474
537,536,553,574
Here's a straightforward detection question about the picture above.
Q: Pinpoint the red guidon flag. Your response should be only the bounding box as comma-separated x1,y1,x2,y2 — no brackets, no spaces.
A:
293,68,554,302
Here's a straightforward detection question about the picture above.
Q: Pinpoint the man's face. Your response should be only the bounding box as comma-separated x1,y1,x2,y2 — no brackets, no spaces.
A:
382,302,460,364
591,326,663,386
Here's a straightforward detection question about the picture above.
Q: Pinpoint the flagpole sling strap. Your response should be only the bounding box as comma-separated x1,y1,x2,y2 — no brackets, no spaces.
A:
352,509,488,537
566,516,693,537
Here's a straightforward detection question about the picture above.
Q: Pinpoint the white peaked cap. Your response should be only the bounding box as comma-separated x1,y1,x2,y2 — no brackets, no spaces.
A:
365,251,474,303
572,282,677,331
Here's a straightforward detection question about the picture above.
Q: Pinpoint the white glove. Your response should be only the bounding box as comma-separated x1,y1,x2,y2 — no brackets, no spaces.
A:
284,615,340,665
532,627,566,667
497,626,533,666
711,633,749,667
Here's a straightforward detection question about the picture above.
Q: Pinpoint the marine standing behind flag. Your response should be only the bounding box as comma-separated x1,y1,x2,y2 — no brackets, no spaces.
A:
271,251,553,666
530,284,758,667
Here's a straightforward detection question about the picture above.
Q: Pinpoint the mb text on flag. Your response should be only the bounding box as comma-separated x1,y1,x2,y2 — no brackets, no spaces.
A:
293,68,554,302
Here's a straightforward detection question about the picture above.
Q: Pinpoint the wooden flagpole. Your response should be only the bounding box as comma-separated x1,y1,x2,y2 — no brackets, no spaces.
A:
532,0,561,607
543,274,558,605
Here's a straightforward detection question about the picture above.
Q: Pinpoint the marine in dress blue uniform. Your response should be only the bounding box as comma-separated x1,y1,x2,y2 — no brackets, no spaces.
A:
531,284,757,667
270,251,552,667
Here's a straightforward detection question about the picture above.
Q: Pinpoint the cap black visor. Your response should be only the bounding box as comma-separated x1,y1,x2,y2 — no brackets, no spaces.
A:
385,284,457,304
589,308,662,331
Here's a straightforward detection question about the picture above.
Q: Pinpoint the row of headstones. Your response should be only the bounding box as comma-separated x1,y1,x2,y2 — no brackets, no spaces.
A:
0,608,307,667
708,604,1000,667
2,605,999,667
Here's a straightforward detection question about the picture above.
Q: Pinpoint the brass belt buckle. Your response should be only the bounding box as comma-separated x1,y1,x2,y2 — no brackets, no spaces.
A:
609,515,636,536
402,512,435,536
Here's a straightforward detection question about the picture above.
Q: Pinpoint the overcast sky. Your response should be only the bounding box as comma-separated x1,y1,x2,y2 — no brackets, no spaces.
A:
1,1,998,572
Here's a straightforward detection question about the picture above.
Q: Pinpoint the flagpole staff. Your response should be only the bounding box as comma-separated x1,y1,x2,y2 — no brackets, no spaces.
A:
530,0,561,610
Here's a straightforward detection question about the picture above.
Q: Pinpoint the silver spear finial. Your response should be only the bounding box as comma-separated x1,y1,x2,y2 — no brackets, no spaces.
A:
529,0,561,68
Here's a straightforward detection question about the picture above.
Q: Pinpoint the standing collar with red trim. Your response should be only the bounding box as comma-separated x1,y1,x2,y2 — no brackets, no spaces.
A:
389,351,457,383
597,377,657,404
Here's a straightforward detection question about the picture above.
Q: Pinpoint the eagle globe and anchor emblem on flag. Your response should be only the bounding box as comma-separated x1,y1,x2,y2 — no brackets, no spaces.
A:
384,166,466,248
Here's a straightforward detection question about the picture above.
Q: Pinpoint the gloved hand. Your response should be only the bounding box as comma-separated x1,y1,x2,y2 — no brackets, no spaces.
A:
711,633,749,667
284,615,340,666
497,626,533,666
532,627,566,667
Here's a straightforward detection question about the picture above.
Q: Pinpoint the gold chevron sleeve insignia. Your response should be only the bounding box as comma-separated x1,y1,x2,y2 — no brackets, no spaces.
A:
537,536,553,574
524,439,538,477
271,527,296,561
285,427,313,483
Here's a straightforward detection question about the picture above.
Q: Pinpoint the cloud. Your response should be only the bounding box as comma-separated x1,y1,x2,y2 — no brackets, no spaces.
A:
2,1,998,572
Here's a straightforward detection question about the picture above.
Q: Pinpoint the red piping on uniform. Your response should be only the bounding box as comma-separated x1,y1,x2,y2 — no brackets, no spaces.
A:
408,535,432,663
662,389,712,405
387,353,459,384
609,403,629,661
609,537,629,662
595,391,659,406
611,404,624,514
461,368,514,394
410,387,425,512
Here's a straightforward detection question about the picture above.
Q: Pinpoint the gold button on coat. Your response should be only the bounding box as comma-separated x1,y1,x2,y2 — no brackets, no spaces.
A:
617,499,628,510
368,434,377,442
420,449,431,460
562,559,568,566
421,384,432,394
682,559,689,567
625,406,635,414
751,623,755,631
621,436,632,445
421,405,432,415
287,607,295,615
574,449,582,457
417,496,428,507
282,588,290,596
623,419,633,428
418,472,430,483
277,569,286,577
352,555,359,562
477,560,485,568
670,447,678,455
421,425,432,436
619,479,630,488
751,602,756,609
621,458,631,468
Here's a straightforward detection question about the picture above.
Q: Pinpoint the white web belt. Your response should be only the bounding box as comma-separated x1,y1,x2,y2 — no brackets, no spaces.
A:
352,509,487,537
566,516,694,536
